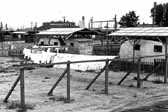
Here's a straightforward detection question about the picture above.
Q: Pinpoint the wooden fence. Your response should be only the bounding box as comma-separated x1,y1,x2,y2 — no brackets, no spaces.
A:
8,49,24,58
3,54,168,111
0,42,33,57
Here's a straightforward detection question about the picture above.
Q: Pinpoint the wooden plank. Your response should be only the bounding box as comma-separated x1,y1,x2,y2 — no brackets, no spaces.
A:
118,70,132,85
48,68,68,96
86,66,106,90
3,74,21,102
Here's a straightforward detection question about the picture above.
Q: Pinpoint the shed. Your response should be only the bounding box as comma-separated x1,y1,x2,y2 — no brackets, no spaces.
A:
65,28,101,55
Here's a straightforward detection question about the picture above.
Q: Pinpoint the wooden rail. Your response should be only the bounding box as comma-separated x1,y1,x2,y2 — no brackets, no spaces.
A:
48,68,68,96
4,53,168,105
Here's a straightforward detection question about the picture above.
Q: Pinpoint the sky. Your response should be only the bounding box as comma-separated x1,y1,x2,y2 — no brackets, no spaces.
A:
0,0,168,29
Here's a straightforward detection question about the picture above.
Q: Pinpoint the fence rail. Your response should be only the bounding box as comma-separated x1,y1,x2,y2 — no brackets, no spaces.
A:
3,53,168,111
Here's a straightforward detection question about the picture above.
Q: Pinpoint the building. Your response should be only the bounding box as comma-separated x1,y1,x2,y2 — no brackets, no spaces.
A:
36,28,102,54
36,28,83,44
65,28,101,55
38,21,79,31
0,30,34,56
36,28,85,53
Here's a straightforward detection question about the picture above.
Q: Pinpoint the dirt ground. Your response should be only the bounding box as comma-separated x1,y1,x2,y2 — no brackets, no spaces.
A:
1,57,168,112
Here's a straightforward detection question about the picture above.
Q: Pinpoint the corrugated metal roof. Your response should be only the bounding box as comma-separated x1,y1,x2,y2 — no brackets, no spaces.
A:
110,27,168,37
13,31,27,34
37,28,83,35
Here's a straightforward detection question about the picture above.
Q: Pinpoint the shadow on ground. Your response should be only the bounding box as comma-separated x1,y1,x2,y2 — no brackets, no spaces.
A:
121,100,168,112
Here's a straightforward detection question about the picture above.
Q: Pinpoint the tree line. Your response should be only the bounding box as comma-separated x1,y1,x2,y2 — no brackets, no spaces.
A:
151,3,168,26
119,2,168,27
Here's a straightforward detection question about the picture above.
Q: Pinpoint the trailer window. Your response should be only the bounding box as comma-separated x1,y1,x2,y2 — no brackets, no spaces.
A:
154,45,162,52
70,43,74,47
40,41,44,45
54,42,58,45
134,44,140,50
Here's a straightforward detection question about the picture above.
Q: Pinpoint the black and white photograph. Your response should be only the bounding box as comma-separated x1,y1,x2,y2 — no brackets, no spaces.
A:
0,0,168,111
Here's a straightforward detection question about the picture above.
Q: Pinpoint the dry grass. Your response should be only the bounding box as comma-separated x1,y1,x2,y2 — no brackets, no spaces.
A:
1,57,168,112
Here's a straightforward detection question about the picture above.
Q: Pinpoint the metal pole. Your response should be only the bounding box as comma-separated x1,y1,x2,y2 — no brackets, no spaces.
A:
105,59,109,94
20,68,25,110
67,61,70,103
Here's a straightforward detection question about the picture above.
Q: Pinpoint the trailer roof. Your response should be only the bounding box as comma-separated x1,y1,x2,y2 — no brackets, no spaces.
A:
110,27,168,37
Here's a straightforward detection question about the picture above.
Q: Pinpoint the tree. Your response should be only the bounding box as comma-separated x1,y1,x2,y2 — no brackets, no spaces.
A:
162,3,168,26
151,4,163,25
151,3,168,26
119,11,140,27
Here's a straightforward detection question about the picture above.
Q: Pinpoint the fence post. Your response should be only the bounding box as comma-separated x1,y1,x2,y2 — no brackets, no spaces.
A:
137,58,141,88
67,61,70,103
105,59,109,94
20,67,25,110
165,38,168,83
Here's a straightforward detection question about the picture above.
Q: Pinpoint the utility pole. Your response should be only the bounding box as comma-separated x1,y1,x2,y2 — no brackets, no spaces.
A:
114,14,117,30
90,17,93,29
0,22,3,30
106,21,109,55
63,16,66,22
31,22,33,30
5,24,8,30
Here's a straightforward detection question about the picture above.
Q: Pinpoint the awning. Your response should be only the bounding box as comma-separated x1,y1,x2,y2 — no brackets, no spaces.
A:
110,27,168,37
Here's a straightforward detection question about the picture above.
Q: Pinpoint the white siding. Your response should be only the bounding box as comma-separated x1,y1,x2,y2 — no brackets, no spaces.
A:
119,39,165,62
